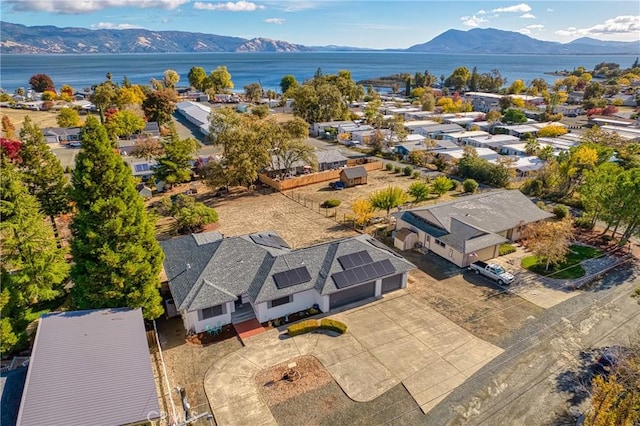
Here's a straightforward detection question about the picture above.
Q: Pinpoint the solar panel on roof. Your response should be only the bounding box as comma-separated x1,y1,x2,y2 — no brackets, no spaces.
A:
338,251,374,270
273,266,312,289
332,259,396,289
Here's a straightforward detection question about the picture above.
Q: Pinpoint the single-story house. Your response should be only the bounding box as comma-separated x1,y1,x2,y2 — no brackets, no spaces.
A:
393,190,553,267
176,101,211,136
442,130,489,145
589,116,636,128
340,166,368,187
124,157,157,179
600,125,640,142
511,156,546,176
160,232,415,333
136,183,153,199
494,124,540,138
417,123,465,139
435,147,500,163
311,120,353,137
316,149,348,171
16,308,160,426
461,134,521,150
41,127,82,144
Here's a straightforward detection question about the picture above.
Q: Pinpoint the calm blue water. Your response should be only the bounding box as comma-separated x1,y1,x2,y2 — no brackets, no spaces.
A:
0,52,636,93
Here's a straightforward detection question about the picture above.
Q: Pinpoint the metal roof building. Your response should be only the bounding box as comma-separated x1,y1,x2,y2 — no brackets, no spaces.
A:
16,308,160,426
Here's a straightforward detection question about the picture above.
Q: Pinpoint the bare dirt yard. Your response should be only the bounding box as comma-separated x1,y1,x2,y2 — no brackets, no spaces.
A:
283,169,462,225
0,107,61,130
153,183,358,248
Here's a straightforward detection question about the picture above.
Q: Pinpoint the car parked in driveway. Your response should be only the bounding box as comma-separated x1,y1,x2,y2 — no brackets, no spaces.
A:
329,181,345,190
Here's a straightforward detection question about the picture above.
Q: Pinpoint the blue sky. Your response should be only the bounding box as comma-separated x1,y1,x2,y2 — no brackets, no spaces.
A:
2,1,639,48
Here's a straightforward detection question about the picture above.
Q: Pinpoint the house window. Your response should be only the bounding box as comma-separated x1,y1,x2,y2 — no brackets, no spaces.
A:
134,164,150,172
199,304,224,320
435,239,446,248
268,295,292,309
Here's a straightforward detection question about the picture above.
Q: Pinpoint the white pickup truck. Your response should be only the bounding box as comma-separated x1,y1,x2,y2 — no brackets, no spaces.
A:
468,261,515,286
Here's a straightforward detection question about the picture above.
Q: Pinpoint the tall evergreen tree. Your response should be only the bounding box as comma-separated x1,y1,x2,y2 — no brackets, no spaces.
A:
19,116,70,230
69,116,164,319
0,157,69,307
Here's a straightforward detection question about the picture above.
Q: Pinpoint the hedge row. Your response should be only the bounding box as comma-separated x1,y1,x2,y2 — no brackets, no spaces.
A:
287,318,348,336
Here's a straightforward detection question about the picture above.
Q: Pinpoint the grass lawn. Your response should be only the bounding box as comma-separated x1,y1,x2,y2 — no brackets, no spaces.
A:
521,245,602,279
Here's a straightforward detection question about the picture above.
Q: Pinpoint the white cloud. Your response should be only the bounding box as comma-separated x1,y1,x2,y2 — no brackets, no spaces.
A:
91,22,144,29
162,18,170,23
9,0,188,14
461,14,489,27
263,17,285,24
520,13,536,19
476,9,487,15
492,3,531,13
193,1,265,11
518,24,544,34
547,8,553,12
555,15,640,37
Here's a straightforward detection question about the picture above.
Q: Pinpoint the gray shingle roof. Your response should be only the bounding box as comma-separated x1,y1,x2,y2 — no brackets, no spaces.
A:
16,308,159,426
341,166,367,179
161,232,415,309
409,190,553,234
316,149,348,165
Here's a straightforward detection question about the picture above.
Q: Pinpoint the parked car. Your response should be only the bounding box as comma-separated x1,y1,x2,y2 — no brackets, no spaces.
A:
593,346,629,377
468,261,515,285
329,181,345,190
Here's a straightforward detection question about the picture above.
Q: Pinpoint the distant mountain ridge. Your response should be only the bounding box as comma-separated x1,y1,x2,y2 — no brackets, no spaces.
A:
1,22,638,55
407,28,640,55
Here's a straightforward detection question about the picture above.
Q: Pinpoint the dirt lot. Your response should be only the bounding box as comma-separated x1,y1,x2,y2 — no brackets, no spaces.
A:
283,169,461,224
154,183,358,248
0,107,61,130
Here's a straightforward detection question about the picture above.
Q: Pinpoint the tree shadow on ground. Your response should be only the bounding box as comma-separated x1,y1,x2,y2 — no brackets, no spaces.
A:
555,348,602,406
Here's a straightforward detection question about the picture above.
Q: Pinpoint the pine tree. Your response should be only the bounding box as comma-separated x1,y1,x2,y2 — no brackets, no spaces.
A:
19,116,70,229
0,157,69,311
69,116,164,319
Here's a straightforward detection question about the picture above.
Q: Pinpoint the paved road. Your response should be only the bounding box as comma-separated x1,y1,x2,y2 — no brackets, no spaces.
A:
414,264,640,426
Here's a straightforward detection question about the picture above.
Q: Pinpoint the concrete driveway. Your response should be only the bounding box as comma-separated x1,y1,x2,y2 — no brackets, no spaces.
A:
204,291,503,425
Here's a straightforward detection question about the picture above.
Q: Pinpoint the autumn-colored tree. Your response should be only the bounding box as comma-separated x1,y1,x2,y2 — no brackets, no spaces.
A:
523,219,573,271
351,199,374,227
56,108,81,127
188,66,207,91
537,124,569,138
163,69,180,89
142,88,178,126
408,181,430,203
118,85,146,105
2,115,16,140
130,135,164,160
29,73,55,92
369,186,407,215
0,138,22,163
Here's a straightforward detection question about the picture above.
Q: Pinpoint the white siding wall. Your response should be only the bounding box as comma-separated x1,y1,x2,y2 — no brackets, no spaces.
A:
183,301,233,333
254,289,321,323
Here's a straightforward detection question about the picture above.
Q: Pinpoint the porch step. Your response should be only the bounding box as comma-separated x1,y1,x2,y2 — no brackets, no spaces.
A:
231,308,256,324
233,319,265,345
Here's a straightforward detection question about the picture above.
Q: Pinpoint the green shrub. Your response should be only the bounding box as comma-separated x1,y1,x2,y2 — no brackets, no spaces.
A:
499,243,516,256
322,199,341,208
394,166,402,174
402,165,413,176
64,165,72,174
462,178,479,193
385,163,394,171
412,171,421,179
575,216,594,230
287,319,319,336
536,201,547,211
553,204,570,219
319,318,348,334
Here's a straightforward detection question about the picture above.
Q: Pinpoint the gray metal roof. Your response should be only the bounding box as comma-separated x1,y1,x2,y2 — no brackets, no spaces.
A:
161,232,415,309
341,166,367,179
16,308,159,426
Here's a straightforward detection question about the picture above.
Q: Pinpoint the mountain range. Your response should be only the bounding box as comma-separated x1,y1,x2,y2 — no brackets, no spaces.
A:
1,22,638,55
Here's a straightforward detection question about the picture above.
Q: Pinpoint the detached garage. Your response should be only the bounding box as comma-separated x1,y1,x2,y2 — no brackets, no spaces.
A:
329,282,376,309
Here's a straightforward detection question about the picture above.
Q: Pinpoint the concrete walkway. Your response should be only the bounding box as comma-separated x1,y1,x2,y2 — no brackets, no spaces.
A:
204,291,503,425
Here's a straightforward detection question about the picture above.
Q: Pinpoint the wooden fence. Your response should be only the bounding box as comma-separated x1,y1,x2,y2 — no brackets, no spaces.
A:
259,160,383,192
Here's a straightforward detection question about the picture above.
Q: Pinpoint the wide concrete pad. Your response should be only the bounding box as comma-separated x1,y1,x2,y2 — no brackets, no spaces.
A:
205,293,503,424
326,351,399,402
213,394,278,426
511,280,579,309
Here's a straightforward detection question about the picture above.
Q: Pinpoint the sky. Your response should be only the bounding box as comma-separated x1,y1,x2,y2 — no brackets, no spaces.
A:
2,0,639,49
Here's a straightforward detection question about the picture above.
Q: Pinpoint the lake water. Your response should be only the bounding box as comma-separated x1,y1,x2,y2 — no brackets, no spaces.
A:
1,52,636,93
